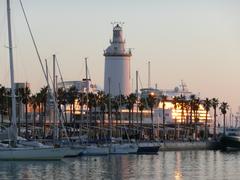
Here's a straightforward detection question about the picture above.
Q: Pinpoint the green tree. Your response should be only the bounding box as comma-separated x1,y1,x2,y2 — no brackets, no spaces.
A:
57,87,67,123
138,97,146,140
30,94,37,138
0,85,7,125
219,102,229,136
126,93,137,126
146,93,157,140
67,86,78,135
211,98,219,140
39,86,48,138
202,98,212,140
161,95,167,140
97,91,107,139
18,85,31,139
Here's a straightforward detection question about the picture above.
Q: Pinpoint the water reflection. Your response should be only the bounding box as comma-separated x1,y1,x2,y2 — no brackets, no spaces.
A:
1,151,240,179
174,152,183,180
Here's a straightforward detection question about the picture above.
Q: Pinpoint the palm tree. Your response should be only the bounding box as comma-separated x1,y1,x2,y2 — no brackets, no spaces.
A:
57,87,67,123
5,89,11,123
172,96,179,140
30,94,37,138
147,93,157,140
126,93,137,138
78,92,87,134
98,91,107,139
138,97,146,140
183,99,191,138
219,102,229,136
189,95,196,126
112,95,120,126
179,95,186,124
66,86,78,135
202,98,212,140
15,88,22,136
126,93,137,126
211,98,219,140
39,86,48,138
161,95,167,140
88,92,95,138
0,85,7,125
18,85,31,139
190,94,200,139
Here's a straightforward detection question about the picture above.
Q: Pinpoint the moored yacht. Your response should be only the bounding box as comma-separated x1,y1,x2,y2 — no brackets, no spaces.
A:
137,141,160,154
220,128,240,150
82,144,109,156
109,143,138,154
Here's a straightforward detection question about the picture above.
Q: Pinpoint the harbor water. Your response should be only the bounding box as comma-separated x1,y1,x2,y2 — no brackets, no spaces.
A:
1,150,240,180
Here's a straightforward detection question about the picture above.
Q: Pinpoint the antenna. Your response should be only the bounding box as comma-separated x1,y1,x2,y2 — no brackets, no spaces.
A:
111,21,124,27
148,61,151,88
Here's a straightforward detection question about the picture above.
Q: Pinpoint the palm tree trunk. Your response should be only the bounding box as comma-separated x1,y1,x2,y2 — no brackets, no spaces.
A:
128,109,131,136
223,114,226,136
1,113,3,125
43,103,46,138
94,106,97,138
131,108,134,126
140,110,143,140
73,105,76,136
25,103,28,139
64,104,67,124
151,108,154,140
101,110,105,139
33,108,36,138
204,110,208,140
17,103,21,136
213,108,217,140
190,108,193,136
174,117,177,140
163,104,165,140
90,107,92,138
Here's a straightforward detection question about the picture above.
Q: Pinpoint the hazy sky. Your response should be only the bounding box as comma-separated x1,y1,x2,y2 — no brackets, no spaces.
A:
0,0,240,112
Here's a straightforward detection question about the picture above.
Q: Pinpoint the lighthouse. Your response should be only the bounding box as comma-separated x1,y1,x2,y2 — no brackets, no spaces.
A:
104,24,132,96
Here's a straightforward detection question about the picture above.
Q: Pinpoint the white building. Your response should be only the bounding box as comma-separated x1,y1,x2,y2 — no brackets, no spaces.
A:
57,80,98,93
104,24,132,96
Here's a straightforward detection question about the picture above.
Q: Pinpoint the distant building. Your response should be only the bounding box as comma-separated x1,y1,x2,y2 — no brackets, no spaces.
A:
136,83,212,125
57,79,98,93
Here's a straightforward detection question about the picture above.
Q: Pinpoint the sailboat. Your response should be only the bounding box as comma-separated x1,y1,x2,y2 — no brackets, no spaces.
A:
0,0,69,160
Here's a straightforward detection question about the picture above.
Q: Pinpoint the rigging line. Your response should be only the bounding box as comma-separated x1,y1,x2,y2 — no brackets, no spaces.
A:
138,73,144,89
55,56,66,89
19,1,69,142
19,0,47,82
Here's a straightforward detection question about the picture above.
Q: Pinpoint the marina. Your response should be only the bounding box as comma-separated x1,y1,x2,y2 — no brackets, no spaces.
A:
0,0,240,179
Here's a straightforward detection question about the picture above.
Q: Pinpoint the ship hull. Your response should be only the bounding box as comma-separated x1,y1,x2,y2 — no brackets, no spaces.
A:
221,136,240,149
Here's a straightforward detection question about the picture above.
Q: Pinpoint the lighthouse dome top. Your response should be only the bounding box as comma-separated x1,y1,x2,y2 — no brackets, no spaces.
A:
113,24,122,31
104,24,132,57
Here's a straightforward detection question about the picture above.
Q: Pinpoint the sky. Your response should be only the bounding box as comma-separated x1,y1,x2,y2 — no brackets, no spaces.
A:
0,0,240,113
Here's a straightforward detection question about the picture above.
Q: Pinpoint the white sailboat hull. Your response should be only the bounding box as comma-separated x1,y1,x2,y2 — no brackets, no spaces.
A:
64,146,86,157
82,145,109,156
109,143,138,154
0,147,68,160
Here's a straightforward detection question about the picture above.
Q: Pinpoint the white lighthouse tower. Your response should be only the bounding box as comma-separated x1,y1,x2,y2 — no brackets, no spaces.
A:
104,24,132,96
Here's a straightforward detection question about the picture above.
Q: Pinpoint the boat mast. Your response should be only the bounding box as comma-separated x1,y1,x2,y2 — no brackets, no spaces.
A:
7,0,17,143
148,61,151,88
108,77,112,141
85,58,90,141
53,54,57,143
136,71,139,133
